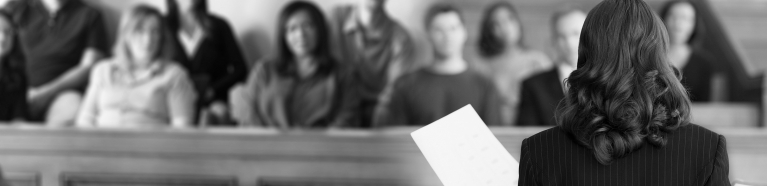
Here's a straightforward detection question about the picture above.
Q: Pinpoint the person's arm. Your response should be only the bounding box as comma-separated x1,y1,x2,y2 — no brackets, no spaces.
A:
230,63,267,127
208,20,247,99
30,11,108,100
75,63,104,127
381,81,409,126
704,135,731,186
167,69,198,128
518,138,542,186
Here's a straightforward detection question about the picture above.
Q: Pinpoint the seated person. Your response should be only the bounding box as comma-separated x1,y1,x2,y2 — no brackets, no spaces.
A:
474,1,553,125
383,4,502,126
229,1,345,129
4,0,108,126
334,0,415,128
0,11,27,122
519,0,729,184
660,0,718,102
165,0,248,125
76,5,197,128
516,9,586,126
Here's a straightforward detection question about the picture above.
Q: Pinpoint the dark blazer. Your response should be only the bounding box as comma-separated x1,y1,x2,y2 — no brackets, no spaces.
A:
516,68,565,126
519,124,730,186
170,15,248,106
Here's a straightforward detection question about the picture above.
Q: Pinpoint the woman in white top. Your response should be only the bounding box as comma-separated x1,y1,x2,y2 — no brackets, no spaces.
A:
76,5,196,128
474,1,553,125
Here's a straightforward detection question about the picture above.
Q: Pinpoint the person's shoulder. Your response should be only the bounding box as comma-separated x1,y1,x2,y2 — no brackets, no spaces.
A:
393,69,426,88
671,123,722,142
72,1,103,16
523,68,557,84
92,59,117,73
160,61,192,79
205,14,235,30
525,126,568,141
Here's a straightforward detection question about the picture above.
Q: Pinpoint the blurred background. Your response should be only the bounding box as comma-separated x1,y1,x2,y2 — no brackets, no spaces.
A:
0,0,765,186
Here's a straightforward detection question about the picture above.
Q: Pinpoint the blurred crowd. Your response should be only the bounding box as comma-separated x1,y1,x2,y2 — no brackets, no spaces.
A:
0,0,723,129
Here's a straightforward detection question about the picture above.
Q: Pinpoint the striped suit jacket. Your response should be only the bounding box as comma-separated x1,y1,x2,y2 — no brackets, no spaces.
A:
519,124,730,186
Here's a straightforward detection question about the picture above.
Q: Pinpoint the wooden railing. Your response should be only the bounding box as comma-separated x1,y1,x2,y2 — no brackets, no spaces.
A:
0,125,764,186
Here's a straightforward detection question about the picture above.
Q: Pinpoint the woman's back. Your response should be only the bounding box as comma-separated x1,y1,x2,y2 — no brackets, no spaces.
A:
519,124,729,186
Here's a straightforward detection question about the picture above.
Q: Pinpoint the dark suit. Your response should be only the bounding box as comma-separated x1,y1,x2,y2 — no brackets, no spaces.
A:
519,124,730,186
516,68,565,126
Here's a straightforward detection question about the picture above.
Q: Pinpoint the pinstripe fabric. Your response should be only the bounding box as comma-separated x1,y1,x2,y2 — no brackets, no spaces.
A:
519,124,730,186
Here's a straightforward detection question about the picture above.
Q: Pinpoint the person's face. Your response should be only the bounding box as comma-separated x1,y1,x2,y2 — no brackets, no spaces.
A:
127,16,162,62
554,11,586,67
285,10,318,58
491,8,521,47
175,0,200,12
0,17,14,57
664,2,696,45
429,12,467,59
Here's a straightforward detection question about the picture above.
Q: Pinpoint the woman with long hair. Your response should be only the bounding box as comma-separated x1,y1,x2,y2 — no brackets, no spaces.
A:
76,5,196,128
0,11,27,121
660,0,718,102
165,0,247,125
518,0,729,185
229,1,344,129
475,1,552,125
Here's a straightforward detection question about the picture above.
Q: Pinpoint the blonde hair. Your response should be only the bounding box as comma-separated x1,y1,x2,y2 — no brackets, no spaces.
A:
112,5,173,64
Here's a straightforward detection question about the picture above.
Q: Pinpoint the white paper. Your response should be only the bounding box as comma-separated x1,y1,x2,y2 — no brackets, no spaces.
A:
411,105,519,186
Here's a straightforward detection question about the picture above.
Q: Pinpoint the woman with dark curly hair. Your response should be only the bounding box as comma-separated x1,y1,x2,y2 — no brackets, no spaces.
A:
518,0,730,185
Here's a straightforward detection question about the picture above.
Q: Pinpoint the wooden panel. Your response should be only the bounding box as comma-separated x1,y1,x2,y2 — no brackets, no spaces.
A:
258,177,409,186
0,126,411,186
62,173,235,186
1,172,38,186
385,127,767,186
0,125,765,186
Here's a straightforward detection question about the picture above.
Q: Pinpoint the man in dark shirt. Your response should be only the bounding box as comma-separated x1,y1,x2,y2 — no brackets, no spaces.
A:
4,0,108,126
516,9,585,126
383,4,502,126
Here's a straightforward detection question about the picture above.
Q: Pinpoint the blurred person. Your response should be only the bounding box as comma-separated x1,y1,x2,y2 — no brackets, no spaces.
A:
384,4,502,126
475,1,553,125
166,0,248,125
0,11,27,122
519,0,730,185
335,0,414,127
661,0,717,102
516,9,586,126
3,0,108,126
76,5,197,128
229,1,345,129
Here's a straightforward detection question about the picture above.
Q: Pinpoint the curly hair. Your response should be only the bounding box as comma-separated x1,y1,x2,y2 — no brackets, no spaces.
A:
555,0,691,165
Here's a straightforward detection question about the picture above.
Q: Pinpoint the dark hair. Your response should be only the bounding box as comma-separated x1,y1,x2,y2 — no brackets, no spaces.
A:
0,10,26,90
166,0,210,34
556,0,691,165
477,1,523,58
659,0,704,46
423,3,464,30
273,1,335,78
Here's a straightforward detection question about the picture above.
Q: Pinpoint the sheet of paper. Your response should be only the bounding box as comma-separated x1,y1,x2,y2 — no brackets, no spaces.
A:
411,105,519,186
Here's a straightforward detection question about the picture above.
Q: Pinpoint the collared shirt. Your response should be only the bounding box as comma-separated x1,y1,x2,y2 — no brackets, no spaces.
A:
6,0,109,87
76,60,197,128
557,63,575,93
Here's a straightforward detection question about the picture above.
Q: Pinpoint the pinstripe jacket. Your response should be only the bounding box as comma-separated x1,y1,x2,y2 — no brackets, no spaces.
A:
519,124,730,186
